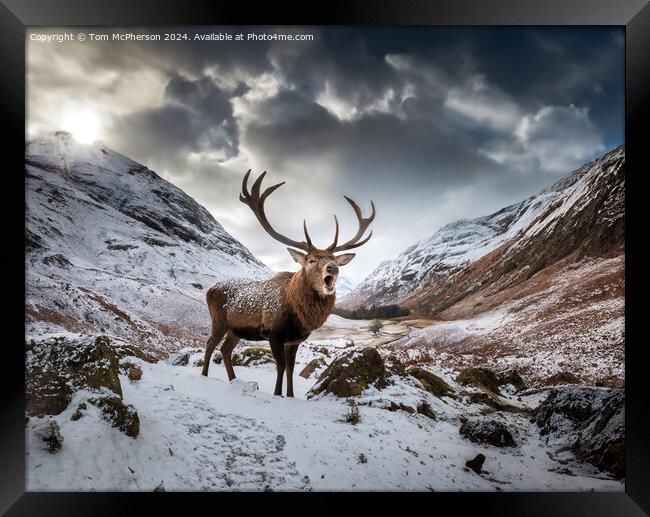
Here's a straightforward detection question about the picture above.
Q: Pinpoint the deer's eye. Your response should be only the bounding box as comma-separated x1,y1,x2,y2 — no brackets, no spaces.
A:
308,259,316,264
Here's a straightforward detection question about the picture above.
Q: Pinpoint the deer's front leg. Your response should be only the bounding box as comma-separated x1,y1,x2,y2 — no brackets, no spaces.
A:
285,344,299,397
269,339,286,396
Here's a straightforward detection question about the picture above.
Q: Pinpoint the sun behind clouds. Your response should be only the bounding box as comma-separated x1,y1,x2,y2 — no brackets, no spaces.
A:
60,110,102,144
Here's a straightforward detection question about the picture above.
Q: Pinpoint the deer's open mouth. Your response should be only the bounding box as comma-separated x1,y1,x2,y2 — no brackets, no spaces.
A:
323,274,336,294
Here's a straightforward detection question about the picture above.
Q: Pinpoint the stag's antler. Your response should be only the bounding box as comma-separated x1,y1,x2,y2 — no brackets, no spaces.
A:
328,196,376,252
240,170,315,252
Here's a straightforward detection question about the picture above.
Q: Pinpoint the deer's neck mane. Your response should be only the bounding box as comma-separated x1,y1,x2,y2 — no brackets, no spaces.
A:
285,269,335,331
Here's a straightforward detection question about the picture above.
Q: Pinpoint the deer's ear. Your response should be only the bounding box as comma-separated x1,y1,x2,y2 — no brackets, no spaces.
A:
287,248,307,265
335,253,356,266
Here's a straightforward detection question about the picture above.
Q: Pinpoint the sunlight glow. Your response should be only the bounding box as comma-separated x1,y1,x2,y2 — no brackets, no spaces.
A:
61,110,101,143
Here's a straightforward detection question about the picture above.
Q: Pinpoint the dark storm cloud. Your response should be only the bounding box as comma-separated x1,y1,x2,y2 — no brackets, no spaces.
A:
109,72,240,170
27,26,624,281
244,88,504,192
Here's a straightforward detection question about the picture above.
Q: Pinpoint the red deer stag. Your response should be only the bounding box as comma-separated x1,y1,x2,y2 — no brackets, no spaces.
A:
202,170,375,397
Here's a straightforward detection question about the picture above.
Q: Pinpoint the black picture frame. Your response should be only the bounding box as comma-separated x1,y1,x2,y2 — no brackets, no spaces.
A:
2,0,648,514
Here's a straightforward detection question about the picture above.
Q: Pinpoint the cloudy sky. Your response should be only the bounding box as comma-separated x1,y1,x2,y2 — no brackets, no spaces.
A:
27,27,624,283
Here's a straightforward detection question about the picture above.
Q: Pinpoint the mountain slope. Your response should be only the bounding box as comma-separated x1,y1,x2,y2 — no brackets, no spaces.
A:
344,145,624,386
25,132,271,355
343,145,624,316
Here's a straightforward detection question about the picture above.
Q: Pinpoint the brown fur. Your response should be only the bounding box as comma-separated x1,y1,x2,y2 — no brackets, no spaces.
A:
202,250,342,397
284,268,335,333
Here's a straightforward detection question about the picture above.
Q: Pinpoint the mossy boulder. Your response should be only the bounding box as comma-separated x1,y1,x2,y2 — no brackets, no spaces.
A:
299,357,326,379
233,347,274,366
307,348,392,399
26,335,122,417
456,367,501,394
87,395,140,438
408,367,455,399
460,419,516,447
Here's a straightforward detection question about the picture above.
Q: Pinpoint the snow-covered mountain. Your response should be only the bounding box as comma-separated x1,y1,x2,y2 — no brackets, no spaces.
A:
334,273,356,298
342,145,624,316
25,132,271,355
341,146,624,387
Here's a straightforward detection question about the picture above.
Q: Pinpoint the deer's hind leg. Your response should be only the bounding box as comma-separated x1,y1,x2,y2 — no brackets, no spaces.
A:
220,331,240,382
202,305,227,377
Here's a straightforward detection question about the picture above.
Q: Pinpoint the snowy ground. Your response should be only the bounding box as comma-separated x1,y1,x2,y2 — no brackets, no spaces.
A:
26,317,623,492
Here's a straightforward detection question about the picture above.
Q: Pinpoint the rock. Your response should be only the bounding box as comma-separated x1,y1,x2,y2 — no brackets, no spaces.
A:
313,346,331,357
416,401,436,420
307,348,391,399
465,453,486,474
42,253,72,268
170,348,202,366
456,367,501,394
114,343,158,364
211,350,223,364
26,335,122,417
299,357,326,379
408,367,455,399
71,402,87,421
459,419,516,447
534,386,624,479
233,347,274,366
126,364,142,381
36,420,64,453
498,369,526,391
87,395,140,438
542,371,582,386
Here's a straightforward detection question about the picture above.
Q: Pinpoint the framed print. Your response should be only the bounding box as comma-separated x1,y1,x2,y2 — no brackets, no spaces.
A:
1,0,649,514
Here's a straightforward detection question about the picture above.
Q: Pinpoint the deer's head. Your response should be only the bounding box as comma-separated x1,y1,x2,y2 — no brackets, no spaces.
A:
240,170,376,297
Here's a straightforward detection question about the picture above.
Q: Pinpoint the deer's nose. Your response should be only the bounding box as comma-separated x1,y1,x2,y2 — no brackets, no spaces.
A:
326,264,339,275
